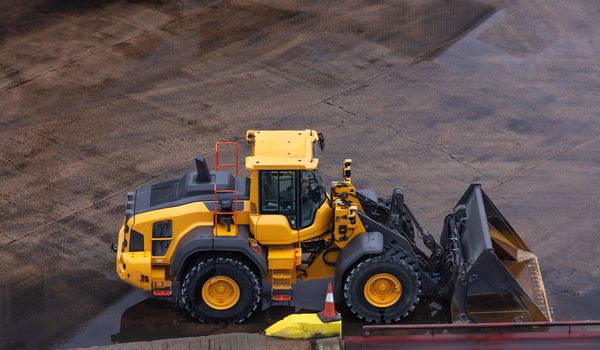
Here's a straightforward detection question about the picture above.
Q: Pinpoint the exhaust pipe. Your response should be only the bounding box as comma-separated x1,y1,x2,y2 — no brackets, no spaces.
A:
195,155,211,183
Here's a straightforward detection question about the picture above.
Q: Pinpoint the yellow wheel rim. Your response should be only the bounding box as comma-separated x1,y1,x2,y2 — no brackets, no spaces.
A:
201,276,240,310
364,273,402,307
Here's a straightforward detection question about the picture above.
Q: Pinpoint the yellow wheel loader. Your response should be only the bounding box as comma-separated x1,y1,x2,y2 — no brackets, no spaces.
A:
112,130,551,324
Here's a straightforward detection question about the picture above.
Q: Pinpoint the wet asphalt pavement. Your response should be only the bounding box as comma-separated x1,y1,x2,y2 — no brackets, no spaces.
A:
0,0,599,348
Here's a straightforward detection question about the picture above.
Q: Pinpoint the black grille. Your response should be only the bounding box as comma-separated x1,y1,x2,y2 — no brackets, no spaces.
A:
152,241,171,256
152,220,172,256
125,190,135,221
152,220,172,238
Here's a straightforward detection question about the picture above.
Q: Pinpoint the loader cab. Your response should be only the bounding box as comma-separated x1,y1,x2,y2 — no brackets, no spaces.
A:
246,130,332,244
259,169,327,229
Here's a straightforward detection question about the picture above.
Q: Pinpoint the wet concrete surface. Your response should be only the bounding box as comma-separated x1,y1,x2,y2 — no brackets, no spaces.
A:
0,0,599,348
59,283,449,348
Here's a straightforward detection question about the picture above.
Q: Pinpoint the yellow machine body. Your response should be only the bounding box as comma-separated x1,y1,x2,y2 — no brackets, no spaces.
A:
114,129,551,324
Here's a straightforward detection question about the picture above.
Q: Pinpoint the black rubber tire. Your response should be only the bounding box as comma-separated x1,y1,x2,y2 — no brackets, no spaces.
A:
180,256,261,323
344,254,420,323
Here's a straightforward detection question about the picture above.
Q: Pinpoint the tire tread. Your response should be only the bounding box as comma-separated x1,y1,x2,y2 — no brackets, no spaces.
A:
344,253,421,323
180,256,261,324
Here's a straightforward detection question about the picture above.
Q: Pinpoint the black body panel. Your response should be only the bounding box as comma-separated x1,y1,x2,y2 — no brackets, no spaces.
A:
133,170,250,214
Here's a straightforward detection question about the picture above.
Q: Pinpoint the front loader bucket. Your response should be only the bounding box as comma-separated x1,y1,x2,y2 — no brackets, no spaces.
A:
444,184,551,323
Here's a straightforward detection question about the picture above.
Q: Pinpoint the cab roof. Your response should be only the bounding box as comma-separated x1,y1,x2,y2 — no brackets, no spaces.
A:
245,130,320,170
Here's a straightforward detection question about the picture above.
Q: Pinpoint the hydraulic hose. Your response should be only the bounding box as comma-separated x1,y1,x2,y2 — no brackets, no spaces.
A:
402,203,440,252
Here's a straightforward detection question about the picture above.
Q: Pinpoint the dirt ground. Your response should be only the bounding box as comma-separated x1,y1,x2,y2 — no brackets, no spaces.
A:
0,0,599,348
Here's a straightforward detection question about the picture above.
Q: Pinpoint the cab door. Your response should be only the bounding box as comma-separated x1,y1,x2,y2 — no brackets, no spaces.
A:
254,170,299,244
297,170,331,241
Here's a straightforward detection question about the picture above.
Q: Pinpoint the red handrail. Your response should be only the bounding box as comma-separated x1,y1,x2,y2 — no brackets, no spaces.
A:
215,141,238,176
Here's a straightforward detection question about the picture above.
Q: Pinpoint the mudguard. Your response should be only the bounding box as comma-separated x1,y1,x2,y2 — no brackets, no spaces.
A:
334,231,383,297
169,225,268,279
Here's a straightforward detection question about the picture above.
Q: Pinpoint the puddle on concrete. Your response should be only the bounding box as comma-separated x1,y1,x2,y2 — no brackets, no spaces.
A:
59,279,330,348
59,279,450,348
59,290,148,349
423,9,506,61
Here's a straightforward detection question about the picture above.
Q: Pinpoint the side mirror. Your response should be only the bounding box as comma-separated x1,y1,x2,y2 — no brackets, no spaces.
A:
317,132,325,151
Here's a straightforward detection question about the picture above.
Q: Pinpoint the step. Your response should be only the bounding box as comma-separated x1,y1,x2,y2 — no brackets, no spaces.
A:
272,272,293,279
272,283,293,290
272,288,292,301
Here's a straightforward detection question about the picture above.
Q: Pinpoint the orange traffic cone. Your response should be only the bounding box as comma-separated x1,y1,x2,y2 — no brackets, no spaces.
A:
317,283,342,322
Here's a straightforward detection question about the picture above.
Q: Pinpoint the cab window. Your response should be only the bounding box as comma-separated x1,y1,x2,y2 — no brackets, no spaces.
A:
300,170,325,228
260,170,297,228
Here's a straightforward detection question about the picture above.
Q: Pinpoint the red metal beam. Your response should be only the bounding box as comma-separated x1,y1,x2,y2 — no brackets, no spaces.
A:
345,332,600,350
362,320,600,332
